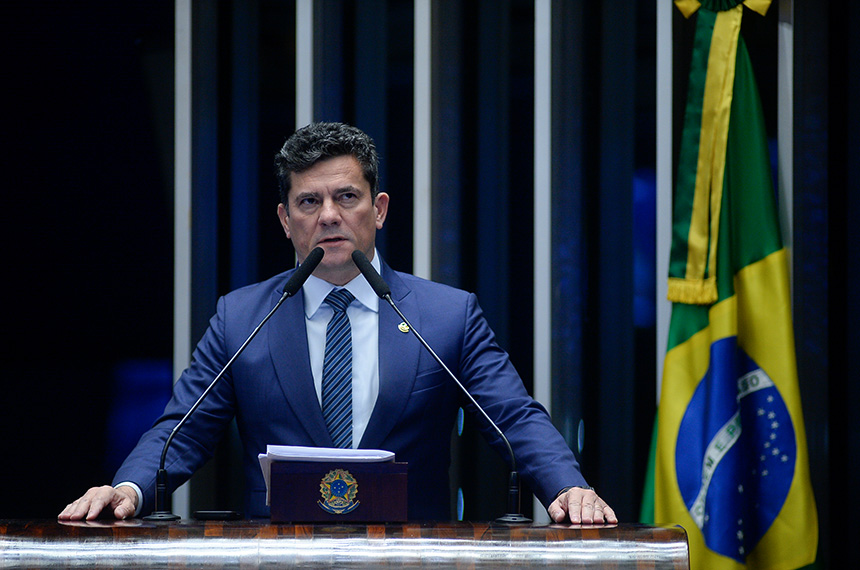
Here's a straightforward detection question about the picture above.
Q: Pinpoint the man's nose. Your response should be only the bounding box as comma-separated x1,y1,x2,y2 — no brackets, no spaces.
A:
318,199,341,224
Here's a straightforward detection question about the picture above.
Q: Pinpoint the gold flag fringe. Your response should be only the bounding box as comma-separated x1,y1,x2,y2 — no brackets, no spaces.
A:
667,276,718,305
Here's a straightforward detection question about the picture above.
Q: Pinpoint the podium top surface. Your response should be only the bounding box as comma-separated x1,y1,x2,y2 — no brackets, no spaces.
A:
0,519,689,569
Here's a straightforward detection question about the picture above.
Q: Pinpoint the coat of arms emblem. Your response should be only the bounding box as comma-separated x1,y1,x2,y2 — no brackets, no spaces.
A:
318,468,360,514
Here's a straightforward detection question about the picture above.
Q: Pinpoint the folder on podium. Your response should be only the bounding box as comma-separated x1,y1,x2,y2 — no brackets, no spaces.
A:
259,445,408,523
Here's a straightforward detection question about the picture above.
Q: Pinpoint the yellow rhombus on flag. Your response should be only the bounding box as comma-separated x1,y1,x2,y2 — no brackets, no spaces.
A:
655,1,818,569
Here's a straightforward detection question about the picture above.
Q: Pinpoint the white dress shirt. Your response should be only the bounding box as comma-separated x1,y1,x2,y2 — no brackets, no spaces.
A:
300,250,381,449
120,252,383,515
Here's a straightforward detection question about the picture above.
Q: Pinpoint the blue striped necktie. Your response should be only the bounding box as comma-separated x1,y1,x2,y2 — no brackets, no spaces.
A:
321,288,355,449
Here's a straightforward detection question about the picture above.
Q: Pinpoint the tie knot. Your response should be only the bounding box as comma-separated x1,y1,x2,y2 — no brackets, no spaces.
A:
325,288,354,313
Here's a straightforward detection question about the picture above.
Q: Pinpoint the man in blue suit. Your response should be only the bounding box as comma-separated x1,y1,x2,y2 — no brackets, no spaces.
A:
60,122,616,524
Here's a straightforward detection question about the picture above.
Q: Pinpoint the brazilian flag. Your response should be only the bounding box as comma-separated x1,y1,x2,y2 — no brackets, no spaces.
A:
655,1,818,569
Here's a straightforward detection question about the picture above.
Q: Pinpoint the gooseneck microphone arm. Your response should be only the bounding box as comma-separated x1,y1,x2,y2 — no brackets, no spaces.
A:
143,247,325,521
351,250,530,524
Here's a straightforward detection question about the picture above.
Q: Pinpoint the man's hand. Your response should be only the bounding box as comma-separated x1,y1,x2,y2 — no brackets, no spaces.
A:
58,485,138,521
548,486,617,524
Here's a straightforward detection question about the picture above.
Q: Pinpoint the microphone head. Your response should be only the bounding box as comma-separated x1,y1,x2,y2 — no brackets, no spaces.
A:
351,249,391,298
283,247,324,296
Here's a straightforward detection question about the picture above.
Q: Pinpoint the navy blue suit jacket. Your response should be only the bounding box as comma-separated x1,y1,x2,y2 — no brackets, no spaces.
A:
114,261,587,520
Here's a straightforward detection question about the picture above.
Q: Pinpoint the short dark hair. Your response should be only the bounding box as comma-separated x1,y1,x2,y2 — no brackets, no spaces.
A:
275,122,379,208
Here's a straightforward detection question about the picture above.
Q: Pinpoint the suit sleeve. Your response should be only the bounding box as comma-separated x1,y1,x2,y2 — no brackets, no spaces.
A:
111,295,238,515
457,292,589,507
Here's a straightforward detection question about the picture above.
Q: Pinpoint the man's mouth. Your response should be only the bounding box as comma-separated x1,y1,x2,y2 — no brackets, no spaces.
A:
319,237,347,245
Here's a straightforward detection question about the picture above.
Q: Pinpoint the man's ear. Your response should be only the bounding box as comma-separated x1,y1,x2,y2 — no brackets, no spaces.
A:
374,192,390,229
277,203,291,239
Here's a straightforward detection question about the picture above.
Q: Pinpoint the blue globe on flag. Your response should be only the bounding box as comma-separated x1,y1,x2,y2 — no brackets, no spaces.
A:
675,337,796,562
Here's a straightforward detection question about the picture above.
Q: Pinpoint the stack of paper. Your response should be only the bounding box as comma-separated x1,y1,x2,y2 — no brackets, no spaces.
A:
258,445,395,505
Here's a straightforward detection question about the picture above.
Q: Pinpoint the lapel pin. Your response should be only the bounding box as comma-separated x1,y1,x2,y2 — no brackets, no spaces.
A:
398,322,410,333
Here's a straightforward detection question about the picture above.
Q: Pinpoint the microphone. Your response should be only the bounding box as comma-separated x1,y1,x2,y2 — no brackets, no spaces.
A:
351,249,531,524
143,247,324,521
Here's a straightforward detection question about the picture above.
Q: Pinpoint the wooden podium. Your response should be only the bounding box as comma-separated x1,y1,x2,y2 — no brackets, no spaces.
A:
269,460,408,522
0,520,690,569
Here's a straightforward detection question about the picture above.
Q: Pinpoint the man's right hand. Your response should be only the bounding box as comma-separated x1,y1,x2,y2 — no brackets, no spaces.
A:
58,485,138,521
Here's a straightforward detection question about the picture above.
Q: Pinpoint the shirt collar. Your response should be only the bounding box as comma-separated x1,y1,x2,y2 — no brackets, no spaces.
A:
302,249,382,318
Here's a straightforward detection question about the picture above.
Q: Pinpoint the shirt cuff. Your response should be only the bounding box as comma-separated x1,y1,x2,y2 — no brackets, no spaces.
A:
555,485,594,499
114,482,144,518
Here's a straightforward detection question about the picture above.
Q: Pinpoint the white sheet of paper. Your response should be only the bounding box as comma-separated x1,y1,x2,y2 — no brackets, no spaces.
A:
258,445,395,505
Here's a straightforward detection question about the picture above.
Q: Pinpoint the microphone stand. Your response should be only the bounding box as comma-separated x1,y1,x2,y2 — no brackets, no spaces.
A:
143,247,324,521
351,250,530,524
382,296,531,524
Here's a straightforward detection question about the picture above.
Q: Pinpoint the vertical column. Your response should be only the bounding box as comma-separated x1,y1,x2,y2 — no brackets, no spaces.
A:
656,0,673,398
532,0,552,524
777,0,793,279
296,0,314,128
414,0,432,279
172,0,193,519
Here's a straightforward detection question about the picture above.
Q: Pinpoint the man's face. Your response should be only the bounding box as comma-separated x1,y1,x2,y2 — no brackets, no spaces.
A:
278,155,389,285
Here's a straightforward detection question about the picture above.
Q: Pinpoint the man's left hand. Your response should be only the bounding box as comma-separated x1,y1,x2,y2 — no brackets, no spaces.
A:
548,487,617,524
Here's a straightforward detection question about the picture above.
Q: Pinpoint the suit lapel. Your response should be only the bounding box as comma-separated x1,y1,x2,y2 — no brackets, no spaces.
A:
359,264,422,449
267,285,333,447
